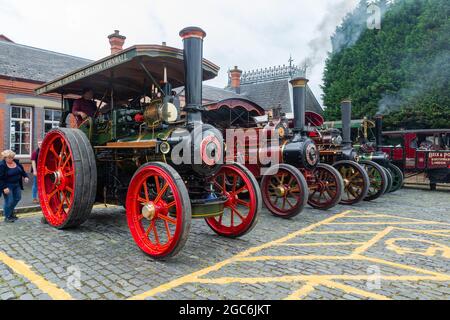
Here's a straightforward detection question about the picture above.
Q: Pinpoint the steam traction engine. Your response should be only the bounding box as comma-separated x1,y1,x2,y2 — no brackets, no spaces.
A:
35,27,261,259
205,77,344,217
310,100,388,203
354,116,404,193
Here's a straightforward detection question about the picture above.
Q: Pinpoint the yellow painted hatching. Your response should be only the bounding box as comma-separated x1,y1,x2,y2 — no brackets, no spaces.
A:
0,252,73,300
129,209,450,300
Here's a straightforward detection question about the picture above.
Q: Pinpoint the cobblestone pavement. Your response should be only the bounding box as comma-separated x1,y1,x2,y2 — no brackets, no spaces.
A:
0,188,449,300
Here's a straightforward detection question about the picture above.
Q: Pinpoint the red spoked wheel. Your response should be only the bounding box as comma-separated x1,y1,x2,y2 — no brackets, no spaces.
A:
333,160,370,205
306,163,344,210
37,129,96,229
206,163,261,238
126,162,191,259
261,164,309,219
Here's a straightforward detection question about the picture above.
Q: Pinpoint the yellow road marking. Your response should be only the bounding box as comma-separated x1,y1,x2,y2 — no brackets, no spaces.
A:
284,281,318,300
238,255,353,262
128,210,354,300
356,254,450,279
17,212,42,218
319,279,391,300
129,209,450,300
193,274,447,285
0,251,72,300
13,204,120,220
352,227,394,256
307,231,379,235
328,222,444,225
356,212,450,226
273,242,365,247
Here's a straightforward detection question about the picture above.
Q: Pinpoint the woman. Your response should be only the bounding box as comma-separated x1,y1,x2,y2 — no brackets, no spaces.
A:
0,150,29,223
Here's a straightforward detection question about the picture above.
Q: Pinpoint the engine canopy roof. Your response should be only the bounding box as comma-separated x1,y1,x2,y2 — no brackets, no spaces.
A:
35,44,220,100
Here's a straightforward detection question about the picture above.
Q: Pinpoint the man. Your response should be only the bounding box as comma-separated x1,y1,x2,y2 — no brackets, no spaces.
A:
31,140,42,204
72,88,97,125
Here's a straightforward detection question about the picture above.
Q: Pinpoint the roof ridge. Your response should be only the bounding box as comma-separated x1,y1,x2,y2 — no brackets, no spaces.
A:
0,40,92,62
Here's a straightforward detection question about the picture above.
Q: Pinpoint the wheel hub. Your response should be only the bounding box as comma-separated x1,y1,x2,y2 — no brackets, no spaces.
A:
225,192,239,207
142,203,156,220
50,170,68,191
275,185,287,197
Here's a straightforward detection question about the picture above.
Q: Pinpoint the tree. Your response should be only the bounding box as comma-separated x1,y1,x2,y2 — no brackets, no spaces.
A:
322,0,450,130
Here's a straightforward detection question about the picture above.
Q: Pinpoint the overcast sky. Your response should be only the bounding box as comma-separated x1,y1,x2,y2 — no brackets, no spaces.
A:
0,0,359,106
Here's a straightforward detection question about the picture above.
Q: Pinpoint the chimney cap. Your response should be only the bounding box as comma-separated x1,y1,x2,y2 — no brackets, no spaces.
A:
341,99,352,104
290,77,309,87
108,30,126,40
230,66,242,74
179,26,206,40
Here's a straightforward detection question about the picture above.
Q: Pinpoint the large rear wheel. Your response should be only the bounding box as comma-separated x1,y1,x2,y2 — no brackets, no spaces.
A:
126,162,191,259
206,163,261,238
333,160,369,205
360,160,388,201
261,164,309,219
306,164,344,210
387,163,404,193
37,128,97,229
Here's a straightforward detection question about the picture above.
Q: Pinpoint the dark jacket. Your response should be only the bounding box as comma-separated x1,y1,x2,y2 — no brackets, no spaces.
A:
0,159,28,195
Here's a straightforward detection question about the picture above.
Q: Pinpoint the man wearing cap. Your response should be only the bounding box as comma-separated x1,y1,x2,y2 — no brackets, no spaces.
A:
72,88,97,125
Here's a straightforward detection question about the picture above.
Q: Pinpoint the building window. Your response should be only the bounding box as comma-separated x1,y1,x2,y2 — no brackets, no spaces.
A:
10,105,32,157
44,109,62,133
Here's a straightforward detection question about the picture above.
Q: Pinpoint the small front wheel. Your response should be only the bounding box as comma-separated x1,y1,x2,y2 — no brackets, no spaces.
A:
387,163,404,193
359,160,388,201
307,163,344,210
206,163,261,238
126,162,191,259
382,167,393,194
333,160,370,205
261,164,309,218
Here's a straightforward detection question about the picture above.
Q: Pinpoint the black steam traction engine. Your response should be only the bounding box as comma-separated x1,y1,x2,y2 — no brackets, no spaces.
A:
205,77,344,218
353,116,405,193
35,27,261,259
309,100,390,203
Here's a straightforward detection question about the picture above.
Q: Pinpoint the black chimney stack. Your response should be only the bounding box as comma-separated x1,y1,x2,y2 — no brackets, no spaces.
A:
375,115,383,146
290,77,309,136
179,26,206,124
341,100,352,149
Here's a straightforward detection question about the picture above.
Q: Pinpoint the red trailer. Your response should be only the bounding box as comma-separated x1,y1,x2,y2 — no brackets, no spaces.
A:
379,129,450,190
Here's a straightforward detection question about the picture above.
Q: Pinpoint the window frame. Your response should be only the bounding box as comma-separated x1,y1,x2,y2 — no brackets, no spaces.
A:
43,108,62,135
9,104,33,158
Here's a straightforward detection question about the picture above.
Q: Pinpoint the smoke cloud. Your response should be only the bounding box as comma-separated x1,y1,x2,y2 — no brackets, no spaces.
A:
378,52,450,115
302,0,359,72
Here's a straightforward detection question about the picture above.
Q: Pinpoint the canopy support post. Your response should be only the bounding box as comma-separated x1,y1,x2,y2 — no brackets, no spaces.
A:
59,93,67,128
138,60,165,97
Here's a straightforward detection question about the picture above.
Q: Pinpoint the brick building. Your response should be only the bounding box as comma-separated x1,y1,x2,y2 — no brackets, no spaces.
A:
0,32,126,169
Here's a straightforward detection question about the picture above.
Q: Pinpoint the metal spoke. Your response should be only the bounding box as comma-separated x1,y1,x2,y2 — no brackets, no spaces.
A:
154,183,169,204
159,214,177,225
142,179,150,202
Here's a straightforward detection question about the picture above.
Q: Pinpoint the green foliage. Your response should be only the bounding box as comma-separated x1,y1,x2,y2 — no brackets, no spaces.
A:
322,0,450,130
